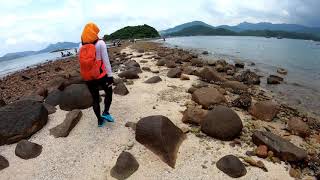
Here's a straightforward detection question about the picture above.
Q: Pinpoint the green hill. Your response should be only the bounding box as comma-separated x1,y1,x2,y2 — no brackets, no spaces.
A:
104,24,160,41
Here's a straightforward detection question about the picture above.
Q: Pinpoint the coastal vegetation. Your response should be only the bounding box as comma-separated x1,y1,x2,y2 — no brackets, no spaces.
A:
103,24,160,41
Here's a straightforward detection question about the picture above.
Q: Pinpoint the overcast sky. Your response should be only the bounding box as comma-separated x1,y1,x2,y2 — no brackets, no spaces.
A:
1,0,319,56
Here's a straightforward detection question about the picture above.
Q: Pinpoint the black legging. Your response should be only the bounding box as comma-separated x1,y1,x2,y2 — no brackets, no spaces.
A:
86,75,113,124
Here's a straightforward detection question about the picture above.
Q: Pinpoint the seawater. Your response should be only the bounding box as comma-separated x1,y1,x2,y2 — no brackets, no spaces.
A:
0,50,77,77
164,36,320,116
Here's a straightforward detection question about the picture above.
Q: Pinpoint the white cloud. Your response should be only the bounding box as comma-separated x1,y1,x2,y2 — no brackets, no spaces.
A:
0,0,319,56
5,38,17,45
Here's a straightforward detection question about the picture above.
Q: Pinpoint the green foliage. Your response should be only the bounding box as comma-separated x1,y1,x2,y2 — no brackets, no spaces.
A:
167,25,320,41
103,24,160,41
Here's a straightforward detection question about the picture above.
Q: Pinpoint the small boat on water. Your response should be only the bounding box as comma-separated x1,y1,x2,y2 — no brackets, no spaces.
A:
277,36,283,39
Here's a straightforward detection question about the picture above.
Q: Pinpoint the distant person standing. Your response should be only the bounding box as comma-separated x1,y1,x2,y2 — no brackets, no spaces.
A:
78,22,114,127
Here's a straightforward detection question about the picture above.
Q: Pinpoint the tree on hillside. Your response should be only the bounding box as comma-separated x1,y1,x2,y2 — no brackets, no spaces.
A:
103,24,160,41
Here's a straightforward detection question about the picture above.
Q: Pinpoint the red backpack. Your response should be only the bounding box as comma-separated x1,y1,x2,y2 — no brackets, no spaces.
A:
78,43,107,81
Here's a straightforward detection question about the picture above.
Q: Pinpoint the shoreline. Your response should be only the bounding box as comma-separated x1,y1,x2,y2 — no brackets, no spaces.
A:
0,55,75,79
0,41,319,179
159,38,320,118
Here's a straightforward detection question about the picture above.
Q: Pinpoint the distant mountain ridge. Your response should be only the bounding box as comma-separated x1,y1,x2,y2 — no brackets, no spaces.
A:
160,21,214,35
218,22,320,35
161,21,320,37
165,24,320,41
0,42,79,62
168,25,236,36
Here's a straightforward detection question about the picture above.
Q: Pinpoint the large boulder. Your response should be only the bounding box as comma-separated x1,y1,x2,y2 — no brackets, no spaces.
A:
125,60,140,68
181,106,208,125
288,117,311,138
59,84,93,111
0,155,9,171
15,140,42,159
216,155,247,178
156,59,166,66
167,68,182,78
19,95,44,102
235,70,260,85
190,58,203,67
0,100,48,145
192,87,227,109
135,115,186,168
165,60,176,68
201,105,243,141
221,81,248,94
234,61,245,68
59,76,84,90
43,103,57,115
198,67,226,83
267,75,284,84
34,87,48,98
126,67,142,74
182,66,195,75
46,76,66,92
252,131,307,162
118,70,139,79
50,110,82,138
144,76,162,84
45,89,62,106
110,151,139,180
232,94,252,110
114,82,129,96
249,100,279,122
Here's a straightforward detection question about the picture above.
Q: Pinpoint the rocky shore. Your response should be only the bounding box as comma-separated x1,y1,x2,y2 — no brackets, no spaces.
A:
0,41,319,179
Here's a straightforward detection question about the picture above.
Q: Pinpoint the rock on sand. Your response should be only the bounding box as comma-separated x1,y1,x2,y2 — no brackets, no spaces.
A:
59,84,93,111
135,115,186,168
216,155,247,178
249,100,279,122
192,87,227,109
110,151,139,180
0,100,48,145
252,131,307,162
201,105,243,141
50,110,83,138
15,140,42,160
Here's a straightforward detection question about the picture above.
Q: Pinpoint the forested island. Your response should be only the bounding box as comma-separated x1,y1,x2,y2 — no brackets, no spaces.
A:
103,24,160,41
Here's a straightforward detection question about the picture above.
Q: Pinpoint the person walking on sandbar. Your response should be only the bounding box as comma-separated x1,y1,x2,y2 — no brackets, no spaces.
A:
78,22,114,127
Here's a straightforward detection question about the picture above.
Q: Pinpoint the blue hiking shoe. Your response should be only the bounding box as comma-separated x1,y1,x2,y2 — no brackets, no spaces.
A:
101,113,115,122
98,120,106,127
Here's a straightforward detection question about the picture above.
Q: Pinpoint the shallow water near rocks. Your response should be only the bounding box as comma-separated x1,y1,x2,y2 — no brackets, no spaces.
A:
162,36,320,116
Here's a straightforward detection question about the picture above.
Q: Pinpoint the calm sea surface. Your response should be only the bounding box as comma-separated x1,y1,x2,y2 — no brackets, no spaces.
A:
164,36,320,116
0,50,77,77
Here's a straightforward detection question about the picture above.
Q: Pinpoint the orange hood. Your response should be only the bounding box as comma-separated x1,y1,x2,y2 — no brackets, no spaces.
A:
81,23,100,44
